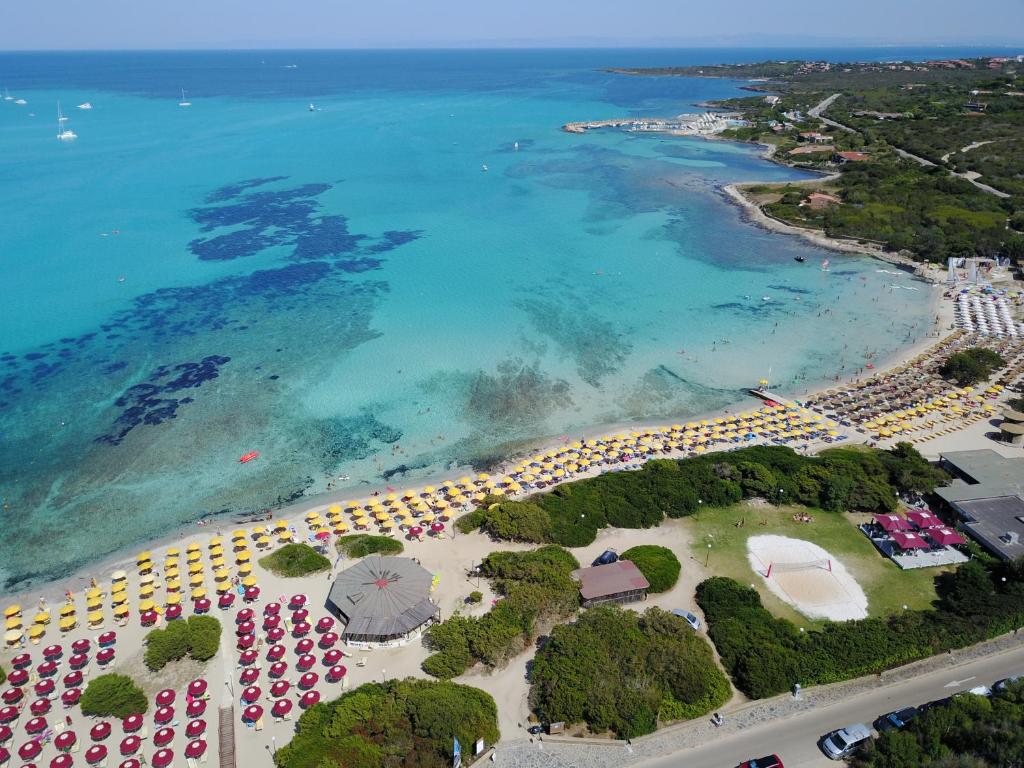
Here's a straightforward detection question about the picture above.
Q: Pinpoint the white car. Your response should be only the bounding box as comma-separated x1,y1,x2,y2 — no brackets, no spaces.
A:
671,609,702,631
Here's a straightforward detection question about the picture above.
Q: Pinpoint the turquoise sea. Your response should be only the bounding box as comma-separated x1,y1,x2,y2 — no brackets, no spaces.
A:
1,48,987,592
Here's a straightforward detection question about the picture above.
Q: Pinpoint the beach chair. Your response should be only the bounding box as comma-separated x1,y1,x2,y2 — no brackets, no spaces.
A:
188,759,198,768
71,741,80,753
200,750,208,764
255,718,264,732
137,726,149,741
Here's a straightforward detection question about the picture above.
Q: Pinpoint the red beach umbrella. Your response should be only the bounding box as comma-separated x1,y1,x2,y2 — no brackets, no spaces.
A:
121,715,144,733
95,649,115,665
296,654,315,671
54,732,76,752
42,646,62,660
6,671,28,688
24,719,47,735
299,691,320,709
265,627,284,643
97,632,116,647
184,741,206,760
240,687,260,704
164,605,182,620
241,705,262,723
295,639,314,655
235,621,254,636
186,680,207,698
153,707,174,725
184,720,205,739
291,622,310,638
236,634,255,651
185,699,206,719
50,754,73,768
408,526,424,538
262,615,281,630
32,682,54,698
88,722,111,741
271,699,292,719
140,611,158,627
60,690,82,707
29,700,50,717
326,665,346,683
288,594,306,609
71,640,90,654
193,598,211,613
243,587,259,602
151,750,173,768
217,593,235,610
118,737,140,756
63,672,83,689
10,656,31,670
84,746,107,765
315,617,333,633
0,724,13,745
263,603,280,617
291,609,308,624
266,644,285,662
268,662,287,678
314,530,330,541
1,690,22,706
323,649,342,665
119,759,141,768
36,662,57,678
238,650,257,666
19,741,42,761
269,681,290,698
318,632,337,649
298,673,318,689
430,521,445,533
0,709,17,726
235,608,254,623
0,748,10,767
152,729,173,749
238,669,259,686
154,690,175,708
68,655,88,671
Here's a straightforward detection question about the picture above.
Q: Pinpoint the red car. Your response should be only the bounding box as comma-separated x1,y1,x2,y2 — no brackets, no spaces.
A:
739,756,783,768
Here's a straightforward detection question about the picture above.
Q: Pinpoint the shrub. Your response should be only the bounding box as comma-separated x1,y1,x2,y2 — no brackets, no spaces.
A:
80,674,148,718
274,679,499,768
529,606,730,738
335,534,403,558
939,347,1005,385
467,591,483,604
0,666,5,686
144,615,222,671
259,543,330,577
621,546,681,593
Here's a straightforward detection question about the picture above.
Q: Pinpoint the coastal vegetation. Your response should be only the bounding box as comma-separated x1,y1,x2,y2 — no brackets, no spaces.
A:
274,679,499,768
335,534,404,558
80,673,148,718
0,666,5,686
457,444,946,547
855,681,1024,767
620,545,681,593
422,546,579,679
939,346,1006,386
697,557,1024,699
144,615,222,671
529,606,731,738
259,543,330,577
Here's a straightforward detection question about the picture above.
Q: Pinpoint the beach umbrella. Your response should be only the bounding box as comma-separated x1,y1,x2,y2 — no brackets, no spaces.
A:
326,665,347,683
298,672,318,689
153,707,174,725
119,760,140,768
239,669,259,686
184,741,206,760
269,681,290,698
164,605,182,620
37,661,58,677
0,709,18,725
6,671,26,688
300,691,320,709
268,661,288,678
33,680,54,698
242,706,262,723
151,750,173,768
69,653,88,671
153,729,174,749
291,608,308,623
30,698,51,716
296,654,316,671
217,593,234,610
185,700,206,719
89,722,111,742
19,740,42,761
271,699,293,719
10,655,30,670
55,732,77,753
112,605,128,618
318,632,337,648
262,615,281,630
295,639,314,655
184,720,205,739
236,620,255,636
118,737,140,756
266,644,285,661
236,634,255,651
155,690,175,708
0,724,12,745
187,679,207,698
323,649,343,665
292,622,310,637
243,587,259,601
0,691,20,706
240,687,260,704
289,594,307,609
61,688,83,707
315,617,334,632
63,670,84,688
122,715,143,734
85,745,107,765
96,648,115,665
238,650,257,666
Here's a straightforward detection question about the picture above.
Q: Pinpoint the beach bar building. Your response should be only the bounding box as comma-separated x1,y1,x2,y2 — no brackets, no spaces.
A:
571,561,650,608
327,555,439,646
936,450,1024,560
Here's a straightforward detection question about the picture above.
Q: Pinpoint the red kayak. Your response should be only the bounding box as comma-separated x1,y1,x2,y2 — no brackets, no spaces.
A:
239,451,260,464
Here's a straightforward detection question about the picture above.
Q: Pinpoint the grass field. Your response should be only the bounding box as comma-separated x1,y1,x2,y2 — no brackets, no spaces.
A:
686,501,944,629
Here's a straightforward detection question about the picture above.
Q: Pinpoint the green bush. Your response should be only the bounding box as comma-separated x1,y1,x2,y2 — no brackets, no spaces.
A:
697,559,1024,699
259,543,330,577
939,347,1006,386
422,546,580,678
80,674,148,718
468,591,483,604
335,534,403,558
621,546,681,593
0,665,5,686
144,615,222,671
274,679,499,768
529,606,731,738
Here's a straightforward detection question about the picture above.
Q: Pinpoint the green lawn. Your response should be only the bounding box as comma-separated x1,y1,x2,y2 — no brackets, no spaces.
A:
686,503,943,629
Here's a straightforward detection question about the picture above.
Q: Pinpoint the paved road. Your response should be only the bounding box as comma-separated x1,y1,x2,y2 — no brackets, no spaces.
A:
636,644,1024,768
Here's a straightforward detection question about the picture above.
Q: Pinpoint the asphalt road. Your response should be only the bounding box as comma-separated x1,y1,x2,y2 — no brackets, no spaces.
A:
636,644,1024,768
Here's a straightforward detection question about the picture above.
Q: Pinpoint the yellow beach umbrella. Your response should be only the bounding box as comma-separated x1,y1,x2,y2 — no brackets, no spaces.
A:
215,568,230,581
111,591,127,606
186,542,200,553
191,588,207,600
113,604,129,617
136,551,152,564
208,537,222,548
111,569,127,582
165,593,182,606
189,574,204,587
4,617,21,630
27,624,45,639
241,576,257,587
236,551,251,563
3,605,22,618
278,531,293,542
210,557,225,569
85,588,103,601
187,551,202,563
138,599,156,612
138,584,154,598
256,536,271,547
166,547,181,557
238,562,252,575
87,611,104,625
59,604,76,617
58,617,76,632
188,562,204,575
33,611,50,625
164,567,180,580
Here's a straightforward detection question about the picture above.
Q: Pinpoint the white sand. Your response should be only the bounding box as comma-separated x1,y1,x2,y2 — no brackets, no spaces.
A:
746,534,867,621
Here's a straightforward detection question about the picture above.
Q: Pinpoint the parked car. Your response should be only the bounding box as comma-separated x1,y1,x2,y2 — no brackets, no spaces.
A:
875,706,919,733
592,549,618,566
526,725,544,735
821,723,872,760
738,755,783,768
955,685,992,699
994,674,1023,692
671,609,702,631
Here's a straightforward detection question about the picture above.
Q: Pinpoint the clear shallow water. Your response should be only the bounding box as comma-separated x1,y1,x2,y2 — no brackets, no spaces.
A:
0,48,952,592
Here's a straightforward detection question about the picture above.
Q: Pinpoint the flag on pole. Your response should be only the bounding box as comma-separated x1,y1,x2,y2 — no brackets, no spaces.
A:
453,738,462,768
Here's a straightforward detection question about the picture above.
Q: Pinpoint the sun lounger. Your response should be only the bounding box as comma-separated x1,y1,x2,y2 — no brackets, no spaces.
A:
255,718,264,731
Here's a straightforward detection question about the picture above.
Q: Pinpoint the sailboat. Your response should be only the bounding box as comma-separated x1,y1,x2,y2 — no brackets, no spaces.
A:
178,89,191,107
77,102,92,110
56,102,77,141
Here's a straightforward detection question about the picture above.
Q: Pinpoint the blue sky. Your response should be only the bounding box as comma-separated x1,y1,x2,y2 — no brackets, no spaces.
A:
7,0,1024,49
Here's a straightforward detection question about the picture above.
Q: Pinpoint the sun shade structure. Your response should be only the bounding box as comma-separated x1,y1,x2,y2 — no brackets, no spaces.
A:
571,561,650,607
327,556,438,644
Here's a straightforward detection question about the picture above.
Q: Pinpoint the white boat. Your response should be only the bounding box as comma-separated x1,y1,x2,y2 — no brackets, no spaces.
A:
77,102,92,110
308,103,315,112
56,102,77,141
3,88,12,102
481,164,489,172
14,98,27,105
514,141,519,151
178,89,191,107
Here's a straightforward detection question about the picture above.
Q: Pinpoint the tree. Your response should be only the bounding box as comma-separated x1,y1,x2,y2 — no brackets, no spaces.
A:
621,545,682,593
80,674,148,718
259,543,330,577
939,347,1005,386
144,615,222,670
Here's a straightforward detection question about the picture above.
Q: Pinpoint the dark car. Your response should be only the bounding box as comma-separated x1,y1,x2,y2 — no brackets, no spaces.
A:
995,674,1023,692
526,725,544,735
738,756,783,768
592,549,618,566
875,706,919,733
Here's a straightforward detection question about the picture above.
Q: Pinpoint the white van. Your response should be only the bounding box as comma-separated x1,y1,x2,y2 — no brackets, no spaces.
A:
821,723,872,759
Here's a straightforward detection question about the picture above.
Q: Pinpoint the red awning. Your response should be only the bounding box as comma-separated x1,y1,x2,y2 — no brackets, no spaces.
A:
875,514,912,533
891,531,929,550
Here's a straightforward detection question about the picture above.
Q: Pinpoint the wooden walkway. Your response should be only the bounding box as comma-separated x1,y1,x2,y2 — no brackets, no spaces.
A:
219,706,236,768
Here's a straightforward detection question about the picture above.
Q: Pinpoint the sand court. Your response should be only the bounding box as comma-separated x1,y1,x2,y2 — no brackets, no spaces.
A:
747,534,868,621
